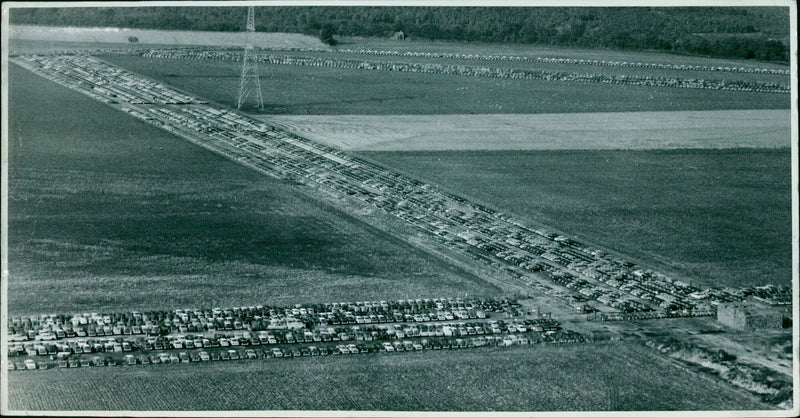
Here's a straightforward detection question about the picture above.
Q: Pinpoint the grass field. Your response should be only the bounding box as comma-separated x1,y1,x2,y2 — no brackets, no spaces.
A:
102,55,789,115
7,343,768,411
258,110,791,151
7,63,502,315
361,149,792,289
10,25,326,49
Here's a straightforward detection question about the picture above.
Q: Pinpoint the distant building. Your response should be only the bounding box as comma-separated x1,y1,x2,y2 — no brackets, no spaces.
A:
391,31,405,40
717,303,789,330
588,329,618,341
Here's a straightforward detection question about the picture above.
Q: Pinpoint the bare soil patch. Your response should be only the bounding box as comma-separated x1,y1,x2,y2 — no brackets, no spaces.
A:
257,110,791,151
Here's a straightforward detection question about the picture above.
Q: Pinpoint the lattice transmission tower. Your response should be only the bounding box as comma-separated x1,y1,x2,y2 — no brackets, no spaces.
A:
237,6,264,109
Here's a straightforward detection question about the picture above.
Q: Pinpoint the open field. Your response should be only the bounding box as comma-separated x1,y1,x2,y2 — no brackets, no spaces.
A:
361,149,792,289
7,63,501,315
10,25,327,49
258,110,791,151
102,55,789,115
7,343,769,411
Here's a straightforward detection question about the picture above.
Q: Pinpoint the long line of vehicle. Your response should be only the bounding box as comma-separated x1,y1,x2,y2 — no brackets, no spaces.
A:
11,54,750,320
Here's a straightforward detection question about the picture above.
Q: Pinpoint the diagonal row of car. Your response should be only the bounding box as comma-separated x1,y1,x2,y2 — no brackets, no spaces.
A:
10,54,769,322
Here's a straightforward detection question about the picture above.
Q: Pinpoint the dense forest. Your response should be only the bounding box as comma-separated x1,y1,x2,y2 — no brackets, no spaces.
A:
10,6,791,62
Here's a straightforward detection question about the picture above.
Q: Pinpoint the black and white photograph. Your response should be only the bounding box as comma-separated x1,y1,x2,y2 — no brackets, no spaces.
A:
1,1,797,415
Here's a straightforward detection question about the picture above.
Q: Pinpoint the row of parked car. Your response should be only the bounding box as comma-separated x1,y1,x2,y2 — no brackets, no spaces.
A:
138,49,790,94
325,48,792,75
7,298,525,341
43,46,790,76
8,317,563,360
9,331,586,371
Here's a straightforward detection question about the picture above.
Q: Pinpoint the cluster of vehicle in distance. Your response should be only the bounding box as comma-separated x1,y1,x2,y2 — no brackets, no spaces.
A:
135,48,789,93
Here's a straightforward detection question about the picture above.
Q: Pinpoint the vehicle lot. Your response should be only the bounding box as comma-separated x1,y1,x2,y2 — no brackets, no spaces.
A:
102,55,789,115
136,48,789,93
7,296,583,372
11,53,788,322
5,39,792,413
7,297,528,344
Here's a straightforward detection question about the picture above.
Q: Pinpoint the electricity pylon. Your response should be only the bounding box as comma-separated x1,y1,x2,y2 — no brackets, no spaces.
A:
237,6,264,109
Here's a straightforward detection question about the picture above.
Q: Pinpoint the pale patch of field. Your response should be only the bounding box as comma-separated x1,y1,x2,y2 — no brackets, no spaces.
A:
257,109,790,151
9,25,327,49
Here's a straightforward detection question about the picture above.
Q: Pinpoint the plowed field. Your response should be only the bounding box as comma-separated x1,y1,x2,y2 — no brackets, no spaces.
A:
7,343,768,411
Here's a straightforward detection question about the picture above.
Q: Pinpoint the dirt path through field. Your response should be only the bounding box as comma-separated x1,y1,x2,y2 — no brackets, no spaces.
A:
257,109,790,151
692,332,793,377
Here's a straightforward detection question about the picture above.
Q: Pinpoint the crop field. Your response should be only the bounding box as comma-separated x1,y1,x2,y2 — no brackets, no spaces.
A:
258,110,791,151
361,149,792,289
102,55,789,115
7,343,768,411
7,63,502,315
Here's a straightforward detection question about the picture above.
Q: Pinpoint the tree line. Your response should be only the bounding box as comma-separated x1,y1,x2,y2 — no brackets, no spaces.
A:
10,6,790,62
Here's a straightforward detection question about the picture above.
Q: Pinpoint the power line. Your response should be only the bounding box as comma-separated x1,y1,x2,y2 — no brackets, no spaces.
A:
237,6,264,110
